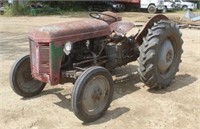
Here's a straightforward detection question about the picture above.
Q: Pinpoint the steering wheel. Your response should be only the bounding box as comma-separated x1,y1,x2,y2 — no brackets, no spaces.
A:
89,12,118,22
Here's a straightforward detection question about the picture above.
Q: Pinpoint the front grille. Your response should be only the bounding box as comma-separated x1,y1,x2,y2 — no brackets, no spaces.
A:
30,41,50,74
39,43,50,73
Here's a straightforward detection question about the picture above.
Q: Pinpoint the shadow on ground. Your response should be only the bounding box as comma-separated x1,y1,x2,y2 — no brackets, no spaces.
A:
83,107,130,125
148,74,198,94
21,64,140,123
111,65,141,100
20,66,197,124
21,87,72,111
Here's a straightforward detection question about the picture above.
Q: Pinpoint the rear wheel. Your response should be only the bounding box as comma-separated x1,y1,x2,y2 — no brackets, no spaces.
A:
71,66,114,123
9,54,46,97
137,20,183,89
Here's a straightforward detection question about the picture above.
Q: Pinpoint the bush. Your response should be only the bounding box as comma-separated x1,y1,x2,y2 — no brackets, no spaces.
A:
3,1,88,16
4,2,29,16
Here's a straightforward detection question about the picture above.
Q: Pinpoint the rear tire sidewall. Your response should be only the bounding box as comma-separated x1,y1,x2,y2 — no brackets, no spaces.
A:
71,66,114,123
153,24,182,85
137,20,183,88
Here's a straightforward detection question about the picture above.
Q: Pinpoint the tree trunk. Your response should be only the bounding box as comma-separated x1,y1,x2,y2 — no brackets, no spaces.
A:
12,0,19,15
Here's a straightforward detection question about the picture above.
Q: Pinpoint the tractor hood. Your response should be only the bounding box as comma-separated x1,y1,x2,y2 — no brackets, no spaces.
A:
29,19,111,43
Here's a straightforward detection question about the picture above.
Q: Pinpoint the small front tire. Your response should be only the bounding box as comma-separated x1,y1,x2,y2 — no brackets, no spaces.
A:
71,66,114,123
9,54,46,97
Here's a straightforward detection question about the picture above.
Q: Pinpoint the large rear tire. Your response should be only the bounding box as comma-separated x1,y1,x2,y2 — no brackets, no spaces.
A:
71,66,114,123
137,20,183,89
9,54,46,97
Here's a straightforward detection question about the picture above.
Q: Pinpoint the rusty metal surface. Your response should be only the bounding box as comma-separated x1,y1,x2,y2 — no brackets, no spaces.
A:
110,21,134,36
30,40,65,85
30,41,51,84
135,14,169,44
29,19,111,43
29,18,113,85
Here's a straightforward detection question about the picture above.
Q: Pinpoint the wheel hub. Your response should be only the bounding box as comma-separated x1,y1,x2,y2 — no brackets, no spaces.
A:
158,39,174,74
92,88,103,103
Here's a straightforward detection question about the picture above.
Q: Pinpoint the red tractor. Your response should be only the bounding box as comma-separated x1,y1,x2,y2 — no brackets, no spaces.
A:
10,12,183,122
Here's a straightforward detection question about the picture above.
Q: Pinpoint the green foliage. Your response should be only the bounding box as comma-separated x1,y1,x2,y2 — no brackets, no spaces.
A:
3,1,88,16
4,2,29,16
174,9,200,14
3,4,12,16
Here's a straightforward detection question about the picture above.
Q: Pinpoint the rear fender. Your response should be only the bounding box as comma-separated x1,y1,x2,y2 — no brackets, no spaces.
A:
135,14,169,45
110,21,134,36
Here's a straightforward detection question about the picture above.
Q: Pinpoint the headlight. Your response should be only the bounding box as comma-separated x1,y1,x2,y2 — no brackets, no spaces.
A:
64,42,72,55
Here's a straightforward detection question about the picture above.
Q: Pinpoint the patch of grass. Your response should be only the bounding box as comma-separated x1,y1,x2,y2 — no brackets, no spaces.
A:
3,1,88,16
193,9,200,12
174,9,200,14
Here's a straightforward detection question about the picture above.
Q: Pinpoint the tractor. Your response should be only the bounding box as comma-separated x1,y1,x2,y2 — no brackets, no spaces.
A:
9,11,183,122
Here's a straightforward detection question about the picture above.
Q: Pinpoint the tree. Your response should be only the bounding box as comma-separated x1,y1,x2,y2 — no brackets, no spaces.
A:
12,0,19,15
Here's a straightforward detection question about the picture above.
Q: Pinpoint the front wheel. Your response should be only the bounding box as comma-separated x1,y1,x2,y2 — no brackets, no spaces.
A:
71,66,114,123
137,20,183,89
9,54,46,97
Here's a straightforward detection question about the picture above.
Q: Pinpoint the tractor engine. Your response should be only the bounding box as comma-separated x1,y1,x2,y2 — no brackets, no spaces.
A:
62,34,139,71
61,37,108,70
105,35,139,69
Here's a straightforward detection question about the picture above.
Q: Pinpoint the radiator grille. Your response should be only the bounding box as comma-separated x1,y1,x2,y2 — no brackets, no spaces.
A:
30,41,50,74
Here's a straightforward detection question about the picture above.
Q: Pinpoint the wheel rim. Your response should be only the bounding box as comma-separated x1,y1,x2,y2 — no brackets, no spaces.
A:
16,58,44,93
158,39,174,74
148,5,156,13
82,75,110,116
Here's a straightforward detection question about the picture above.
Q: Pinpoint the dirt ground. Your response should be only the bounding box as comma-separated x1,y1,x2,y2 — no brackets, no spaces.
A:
0,12,200,129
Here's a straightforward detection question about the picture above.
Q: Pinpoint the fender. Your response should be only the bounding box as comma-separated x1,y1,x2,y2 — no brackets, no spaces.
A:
135,14,169,45
110,21,135,36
